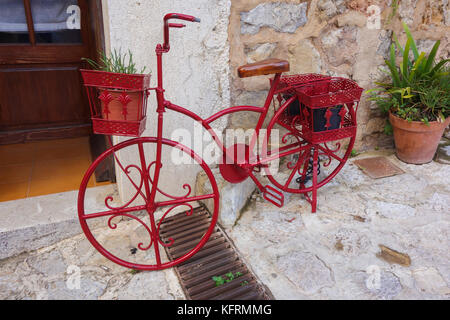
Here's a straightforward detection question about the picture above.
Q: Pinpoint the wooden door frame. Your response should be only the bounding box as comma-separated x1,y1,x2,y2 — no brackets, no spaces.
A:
0,0,102,144
87,0,116,183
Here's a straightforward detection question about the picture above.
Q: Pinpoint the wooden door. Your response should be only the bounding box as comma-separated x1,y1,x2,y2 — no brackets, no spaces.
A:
0,0,97,144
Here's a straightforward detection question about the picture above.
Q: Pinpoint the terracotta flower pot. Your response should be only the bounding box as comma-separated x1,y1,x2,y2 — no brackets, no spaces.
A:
100,89,141,121
389,111,450,164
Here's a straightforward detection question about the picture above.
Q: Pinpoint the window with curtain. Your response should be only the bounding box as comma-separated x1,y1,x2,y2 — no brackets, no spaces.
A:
0,0,81,44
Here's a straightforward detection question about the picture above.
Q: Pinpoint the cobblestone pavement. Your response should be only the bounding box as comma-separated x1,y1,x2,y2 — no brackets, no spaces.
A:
0,149,448,299
228,150,450,299
0,228,185,300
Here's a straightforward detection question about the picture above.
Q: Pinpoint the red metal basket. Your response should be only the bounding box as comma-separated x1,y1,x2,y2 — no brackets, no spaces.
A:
80,69,151,137
295,77,363,144
296,77,363,108
274,73,331,94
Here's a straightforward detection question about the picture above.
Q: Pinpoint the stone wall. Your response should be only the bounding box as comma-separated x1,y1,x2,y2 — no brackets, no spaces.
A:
228,0,450,150
104,0,231,202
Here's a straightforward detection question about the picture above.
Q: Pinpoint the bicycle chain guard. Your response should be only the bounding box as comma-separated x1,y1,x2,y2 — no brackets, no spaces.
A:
219,143,253,183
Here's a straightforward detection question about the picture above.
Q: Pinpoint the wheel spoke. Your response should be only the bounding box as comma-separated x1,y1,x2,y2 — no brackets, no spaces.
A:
316,143,344,163
112,150,147,201
259,143,309,166
156,193,217,208
283,148,309,188
284,163,299,189
267,141,302,156
80,204,148,220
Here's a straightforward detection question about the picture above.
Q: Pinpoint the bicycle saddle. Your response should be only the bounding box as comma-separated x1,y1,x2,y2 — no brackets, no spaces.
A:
237,58,289,78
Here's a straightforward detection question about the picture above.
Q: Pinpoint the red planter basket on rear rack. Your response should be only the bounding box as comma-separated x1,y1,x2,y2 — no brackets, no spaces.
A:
295,77,363,144
80,69,150,137
273,73,331,128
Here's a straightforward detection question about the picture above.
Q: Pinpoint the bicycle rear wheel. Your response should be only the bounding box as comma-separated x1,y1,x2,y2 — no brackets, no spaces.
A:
77,137,219,270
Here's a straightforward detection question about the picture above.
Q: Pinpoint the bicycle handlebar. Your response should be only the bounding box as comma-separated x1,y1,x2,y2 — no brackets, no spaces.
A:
163,13,201,51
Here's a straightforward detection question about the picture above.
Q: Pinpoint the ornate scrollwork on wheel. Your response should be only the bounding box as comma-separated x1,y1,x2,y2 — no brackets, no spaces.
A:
318,141,343,167
105,164,145,210
107,213,153,251
323,141,342,153
147,161,192,200
156,203,194,248
295,150,311,179
317,152,332,167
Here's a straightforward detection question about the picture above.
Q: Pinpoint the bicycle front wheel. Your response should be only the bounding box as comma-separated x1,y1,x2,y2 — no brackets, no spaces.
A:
77,137,219,270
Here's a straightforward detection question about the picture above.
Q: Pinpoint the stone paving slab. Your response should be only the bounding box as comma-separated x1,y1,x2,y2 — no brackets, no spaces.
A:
0,185,118,260
0,227,184,300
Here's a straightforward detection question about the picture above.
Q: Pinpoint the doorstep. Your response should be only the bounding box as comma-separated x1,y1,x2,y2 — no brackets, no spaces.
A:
0,184,117,260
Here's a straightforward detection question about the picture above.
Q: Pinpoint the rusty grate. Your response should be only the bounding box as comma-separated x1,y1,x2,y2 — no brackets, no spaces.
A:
159,207,273,300
353,156,404,179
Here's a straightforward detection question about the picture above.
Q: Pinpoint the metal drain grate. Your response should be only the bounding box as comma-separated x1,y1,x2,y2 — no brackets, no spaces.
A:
159,207,273,300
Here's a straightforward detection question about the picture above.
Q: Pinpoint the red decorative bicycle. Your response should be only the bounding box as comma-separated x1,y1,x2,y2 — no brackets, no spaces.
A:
78,13,363,270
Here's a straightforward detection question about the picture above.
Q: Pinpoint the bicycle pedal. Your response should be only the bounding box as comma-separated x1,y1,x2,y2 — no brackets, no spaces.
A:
263,185,284,208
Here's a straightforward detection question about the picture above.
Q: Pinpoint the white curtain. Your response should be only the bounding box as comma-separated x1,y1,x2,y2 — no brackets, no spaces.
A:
0,0,79,32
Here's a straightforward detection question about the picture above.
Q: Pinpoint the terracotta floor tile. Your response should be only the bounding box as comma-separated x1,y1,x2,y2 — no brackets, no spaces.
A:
0,143,35,165
33,146,90,162
28,171,95,197
0,149,34,166
0,137,101,199
0,182,29,202
93,180,112,187
32,157,91,181
28,178,81,197
33,138,91,162
0,163,32,184
0,143,33,154
29,159,95,197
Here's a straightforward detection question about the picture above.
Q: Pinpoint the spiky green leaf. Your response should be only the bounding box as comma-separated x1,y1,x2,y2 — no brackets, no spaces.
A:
385,59,401,87
423,40,441,73
402,22,419,60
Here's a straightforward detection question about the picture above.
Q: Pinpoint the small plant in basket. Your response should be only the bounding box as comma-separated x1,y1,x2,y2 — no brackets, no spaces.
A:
80,49,151,136
367,22,449,164
82,49,147,75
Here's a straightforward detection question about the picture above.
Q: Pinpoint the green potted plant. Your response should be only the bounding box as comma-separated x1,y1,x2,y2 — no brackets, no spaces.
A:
81,49,149,122
368,22,449,164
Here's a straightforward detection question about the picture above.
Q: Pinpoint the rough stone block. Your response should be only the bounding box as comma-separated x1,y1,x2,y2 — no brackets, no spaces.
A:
288,39,322,74
337,11,367,27
435,138,450,165
444,0,450,26
320,26,358,67
195,168,255,229
0,185,117,260
318,0,338,19
399,0,418,26
245,43,277,63
240,2,308,34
